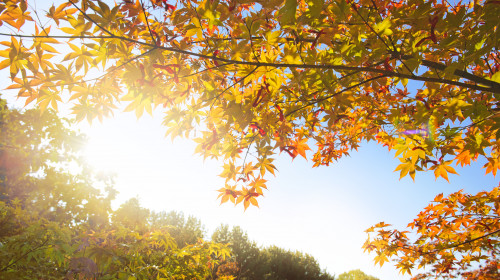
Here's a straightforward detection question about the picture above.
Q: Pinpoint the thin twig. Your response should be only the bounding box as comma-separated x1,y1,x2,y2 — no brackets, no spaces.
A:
422,228,500,256
286,74,389,117
139,0,156,44
209,66,259,108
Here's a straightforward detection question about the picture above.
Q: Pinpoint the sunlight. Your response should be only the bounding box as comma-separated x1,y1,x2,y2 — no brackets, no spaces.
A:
83,131,143,174
84,136,122,173
79,109,168,176
76,111,223,211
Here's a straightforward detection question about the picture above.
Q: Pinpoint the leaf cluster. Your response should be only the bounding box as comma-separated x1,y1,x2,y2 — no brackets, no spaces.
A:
363,187,500,279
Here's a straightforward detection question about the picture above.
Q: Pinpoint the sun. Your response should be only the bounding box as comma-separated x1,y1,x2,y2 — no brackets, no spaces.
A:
83,134,128,173
80,113,155,175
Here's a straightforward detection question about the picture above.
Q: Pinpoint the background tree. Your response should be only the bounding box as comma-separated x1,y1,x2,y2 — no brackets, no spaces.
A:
212,225,265,279
1,0,499,278
113,197,151,230
261,245,334,280
212,225,334,280
336,269,380,280
150,210,205,247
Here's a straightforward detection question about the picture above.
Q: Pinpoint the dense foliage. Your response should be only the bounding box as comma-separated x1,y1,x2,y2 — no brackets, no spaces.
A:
0,0,499,278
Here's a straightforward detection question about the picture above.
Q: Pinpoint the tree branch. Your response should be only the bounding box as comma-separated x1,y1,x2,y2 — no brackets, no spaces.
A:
286,74,389,117
399,54,500,89
422,228,500,256
0,238,50,272
1,32,499,94
209,66,259,108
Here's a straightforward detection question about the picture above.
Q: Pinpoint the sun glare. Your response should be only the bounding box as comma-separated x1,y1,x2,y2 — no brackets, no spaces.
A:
83,133,139,174
76,112,221,211
80,111,163,175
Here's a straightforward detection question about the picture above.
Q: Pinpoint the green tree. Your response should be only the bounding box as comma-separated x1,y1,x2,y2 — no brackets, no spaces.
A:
151,210,205,247
262,246,334,280
212,225,334,280
0,97,115,278
337,269,379,280
113,197,151,231
0,99,231,279
212,225,265,279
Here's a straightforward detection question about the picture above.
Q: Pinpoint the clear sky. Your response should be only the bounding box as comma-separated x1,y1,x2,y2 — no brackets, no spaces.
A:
75,107,498,279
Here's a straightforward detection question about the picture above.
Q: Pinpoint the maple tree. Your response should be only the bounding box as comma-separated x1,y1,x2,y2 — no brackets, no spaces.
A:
0,0,500,278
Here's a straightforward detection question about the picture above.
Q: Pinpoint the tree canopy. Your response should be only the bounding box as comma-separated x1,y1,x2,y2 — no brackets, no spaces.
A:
1,0,499,278
337,269,379,280
211,225,335,280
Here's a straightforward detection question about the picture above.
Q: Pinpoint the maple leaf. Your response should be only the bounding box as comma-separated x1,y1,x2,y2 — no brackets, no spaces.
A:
217,185,241,205
394,160,416,181
484,155,500,176
373,252,389,267
46,2,76,26
431,162,458,182
289,138,310,160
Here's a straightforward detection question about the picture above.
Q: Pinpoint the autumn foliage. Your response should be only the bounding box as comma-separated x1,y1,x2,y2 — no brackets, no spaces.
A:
0,0,500,278
364,187,500,278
